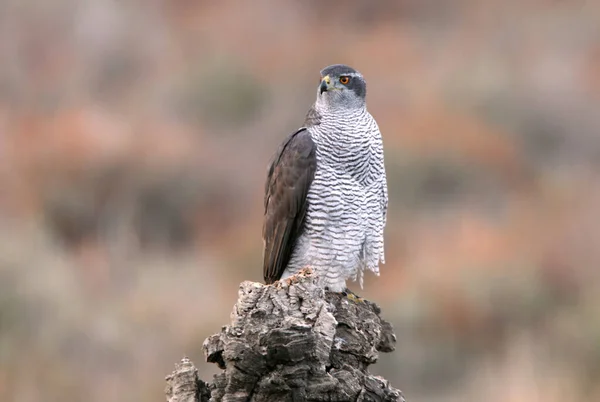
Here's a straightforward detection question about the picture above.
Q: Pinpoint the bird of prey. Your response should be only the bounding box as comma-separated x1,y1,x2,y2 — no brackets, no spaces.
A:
262,64,388,293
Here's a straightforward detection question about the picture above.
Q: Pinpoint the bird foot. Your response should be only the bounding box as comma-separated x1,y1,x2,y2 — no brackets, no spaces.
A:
280,267,314,287
342,288,365,303
298,266,314,277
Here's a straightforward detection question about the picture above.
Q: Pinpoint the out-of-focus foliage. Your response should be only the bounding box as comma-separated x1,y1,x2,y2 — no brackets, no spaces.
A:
0,1,599,401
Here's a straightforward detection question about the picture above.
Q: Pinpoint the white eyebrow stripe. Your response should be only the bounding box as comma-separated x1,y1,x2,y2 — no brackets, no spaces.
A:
341,72,363,78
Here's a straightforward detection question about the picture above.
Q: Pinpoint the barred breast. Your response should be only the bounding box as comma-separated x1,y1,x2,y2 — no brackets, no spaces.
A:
282,106,387,292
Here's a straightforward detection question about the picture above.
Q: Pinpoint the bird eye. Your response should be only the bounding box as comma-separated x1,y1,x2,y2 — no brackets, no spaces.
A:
339,76,350,84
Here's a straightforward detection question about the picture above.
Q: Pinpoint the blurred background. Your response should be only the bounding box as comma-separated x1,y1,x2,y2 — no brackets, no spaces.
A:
1,0,599,401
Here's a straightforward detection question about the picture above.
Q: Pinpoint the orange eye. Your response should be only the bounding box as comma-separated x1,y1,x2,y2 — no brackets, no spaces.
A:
339,76,349,84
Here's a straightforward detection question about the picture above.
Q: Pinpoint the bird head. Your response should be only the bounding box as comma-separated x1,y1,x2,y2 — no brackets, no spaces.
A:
316,64,367,111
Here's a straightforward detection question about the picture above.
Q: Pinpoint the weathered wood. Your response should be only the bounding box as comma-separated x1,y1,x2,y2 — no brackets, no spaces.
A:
165,357,210,402
166,269,405,401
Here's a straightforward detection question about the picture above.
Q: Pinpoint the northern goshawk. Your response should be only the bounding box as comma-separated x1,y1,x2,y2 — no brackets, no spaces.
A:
263,64,388,292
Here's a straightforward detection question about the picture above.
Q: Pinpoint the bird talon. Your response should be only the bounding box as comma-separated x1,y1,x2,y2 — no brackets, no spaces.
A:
344,289,365,303
346,293,365,303
298,266,314,277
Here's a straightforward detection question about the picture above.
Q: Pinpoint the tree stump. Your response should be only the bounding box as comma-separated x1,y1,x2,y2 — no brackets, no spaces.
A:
165,269,405,401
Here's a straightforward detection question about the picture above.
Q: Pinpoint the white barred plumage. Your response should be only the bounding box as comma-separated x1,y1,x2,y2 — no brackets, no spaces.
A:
263,64,388,292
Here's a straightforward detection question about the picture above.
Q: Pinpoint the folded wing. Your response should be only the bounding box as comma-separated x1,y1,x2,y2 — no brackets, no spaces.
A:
263,129,317,283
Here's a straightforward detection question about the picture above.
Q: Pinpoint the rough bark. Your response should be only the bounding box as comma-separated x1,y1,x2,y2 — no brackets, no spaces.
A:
166,269,405,402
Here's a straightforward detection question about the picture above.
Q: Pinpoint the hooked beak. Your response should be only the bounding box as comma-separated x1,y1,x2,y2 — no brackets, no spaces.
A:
319,75,332,94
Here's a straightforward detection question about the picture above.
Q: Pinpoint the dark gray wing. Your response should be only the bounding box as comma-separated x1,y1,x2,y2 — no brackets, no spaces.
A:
263,128,317,283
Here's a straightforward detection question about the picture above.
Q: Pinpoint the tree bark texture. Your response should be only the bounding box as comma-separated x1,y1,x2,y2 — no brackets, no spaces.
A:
165,269,405,401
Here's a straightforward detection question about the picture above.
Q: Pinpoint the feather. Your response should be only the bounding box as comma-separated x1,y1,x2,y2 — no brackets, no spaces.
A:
262,129,317,283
